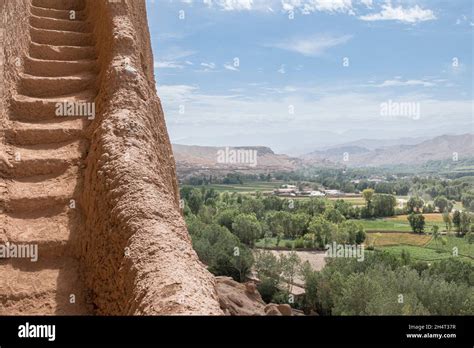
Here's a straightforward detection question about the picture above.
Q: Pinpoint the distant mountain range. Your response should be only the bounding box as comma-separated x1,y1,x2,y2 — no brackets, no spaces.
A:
302,134,474,167
317,136,429,151
172,134,474,175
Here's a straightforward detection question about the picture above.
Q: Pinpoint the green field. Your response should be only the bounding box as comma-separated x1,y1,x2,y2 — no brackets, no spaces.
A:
425,235,473,258
354,219,413,232
373,234,473,263
382,245,463,262
199,182,280,193
352,214,447,232
366,232,431,247
327,196,365,205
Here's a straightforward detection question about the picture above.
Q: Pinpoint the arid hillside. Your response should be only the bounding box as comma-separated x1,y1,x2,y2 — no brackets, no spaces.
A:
172,143,324,180
303,134,474,167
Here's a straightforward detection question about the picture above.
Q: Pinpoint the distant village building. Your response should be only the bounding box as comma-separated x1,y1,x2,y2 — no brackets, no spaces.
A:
310,190,325,197
397,198,407,208
273,188,297,196
274,184,337,198
324,189,343,196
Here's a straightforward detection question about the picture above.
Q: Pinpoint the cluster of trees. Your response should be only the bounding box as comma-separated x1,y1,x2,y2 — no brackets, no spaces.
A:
410,176,474,207
187,217,253,281
183,186,367,247
405,203,473,236
301,252,473,315
254,250,302,303
361,189,397,217
181,186,368,281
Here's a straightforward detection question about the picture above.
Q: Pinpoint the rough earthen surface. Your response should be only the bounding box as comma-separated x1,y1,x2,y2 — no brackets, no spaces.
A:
215,277,298,316
1,0,223,315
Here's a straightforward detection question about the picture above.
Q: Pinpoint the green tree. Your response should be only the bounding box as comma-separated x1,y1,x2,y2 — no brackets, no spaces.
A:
265,211,290,238
432,225,440,248
232,213,262,246
334,199,352,218
372,194,397,217
308,216,337,248
362,188,375,215
324,208,346,224
290,213,310,238
407,196,424,214
230,246,254,282
216,208,238,231
241,197,265,219
280,251,301,293
461,192,474,211
442,209,452,233
434,196,452,213
452,210,461,233
459,212,471,237
337,220,366,245
191,224,253,281
301,263,319,312
305,198,326,216
187,188,203,215
407,213,425,234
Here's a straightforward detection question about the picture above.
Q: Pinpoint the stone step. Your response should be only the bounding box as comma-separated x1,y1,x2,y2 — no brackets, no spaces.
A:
24,55,97,77
30,27,94,47
19,73,96,98
30,15,90,33
0,259,91,315
10,90,96,121
32,0,86,11
7,170,81,212
31,6,87,21
2,212,80,259
30,42,96,61
8,140,86,178
6,119,87,146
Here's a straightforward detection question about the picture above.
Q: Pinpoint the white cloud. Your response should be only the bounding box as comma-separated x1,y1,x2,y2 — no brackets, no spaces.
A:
224,63,239,71
186,0,355,14
160,48,196,61
203,0,254,11
154,48,196,69
201,62,216,70
179,0,438,26
154,61,184,69
455,15,470,25
359,3,436,23
157,84,198,104
373,79,436,88
269,34,353,57
277,64,286,74
281,0,354,14
359,0,373,8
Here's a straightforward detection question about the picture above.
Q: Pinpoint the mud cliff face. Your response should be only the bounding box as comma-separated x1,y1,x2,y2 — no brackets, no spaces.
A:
1,0,222,315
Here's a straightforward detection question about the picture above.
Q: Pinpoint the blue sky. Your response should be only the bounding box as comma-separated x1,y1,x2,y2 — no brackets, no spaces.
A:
146,0,473,154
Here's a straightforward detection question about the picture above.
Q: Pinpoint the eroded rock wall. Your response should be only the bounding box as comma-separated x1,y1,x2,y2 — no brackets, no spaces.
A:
78,0,223,315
